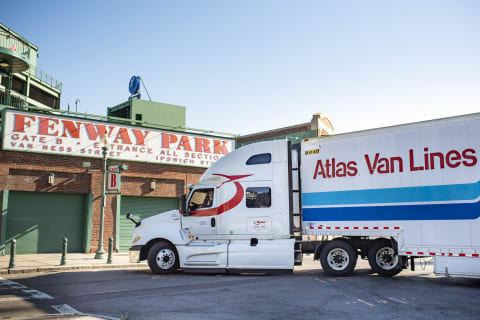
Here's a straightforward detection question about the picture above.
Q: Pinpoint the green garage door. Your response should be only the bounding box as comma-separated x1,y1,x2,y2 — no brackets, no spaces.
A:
119,196,179,251
5,192,86,254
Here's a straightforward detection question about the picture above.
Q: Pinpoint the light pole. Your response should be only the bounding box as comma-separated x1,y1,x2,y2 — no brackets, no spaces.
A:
75,99,80,113
94,135,110,259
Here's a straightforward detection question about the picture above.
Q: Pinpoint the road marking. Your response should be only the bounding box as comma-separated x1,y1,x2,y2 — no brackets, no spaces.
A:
0,279,27,289
52,304,80,314
52,304,121,320
22,289,53,300
357,299,374,307
377,299,388,304
388,297,408,305
314,277,326,283
0,277,119,320
0,277,53,301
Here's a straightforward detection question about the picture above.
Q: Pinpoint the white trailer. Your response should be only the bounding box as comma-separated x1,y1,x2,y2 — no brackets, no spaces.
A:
128,113,480,277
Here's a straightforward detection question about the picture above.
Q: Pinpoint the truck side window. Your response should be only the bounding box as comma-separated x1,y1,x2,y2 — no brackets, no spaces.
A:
246,153,271,165
188,188,214,211
246,187,271,208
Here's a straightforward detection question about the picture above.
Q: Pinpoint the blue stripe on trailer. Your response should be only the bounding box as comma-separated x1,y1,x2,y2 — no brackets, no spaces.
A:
302,201,480,221
302,181,480,206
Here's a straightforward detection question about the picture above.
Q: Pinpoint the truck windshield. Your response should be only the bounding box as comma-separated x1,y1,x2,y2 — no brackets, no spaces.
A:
188,188,214,211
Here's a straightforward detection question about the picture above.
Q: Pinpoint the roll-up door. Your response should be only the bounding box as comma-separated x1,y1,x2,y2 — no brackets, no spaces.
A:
5,191,86,254
119,196,179,251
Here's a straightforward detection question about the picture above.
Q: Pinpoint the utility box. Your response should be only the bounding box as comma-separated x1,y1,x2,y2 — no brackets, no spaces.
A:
107,98,186,129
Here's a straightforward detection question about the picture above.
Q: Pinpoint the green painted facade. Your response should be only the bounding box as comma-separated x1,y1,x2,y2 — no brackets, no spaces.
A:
107,99,186,130
118,196,179,251
3,192,87,254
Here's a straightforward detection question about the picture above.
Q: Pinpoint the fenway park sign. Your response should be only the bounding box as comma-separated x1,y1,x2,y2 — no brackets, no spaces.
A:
2,110,234,168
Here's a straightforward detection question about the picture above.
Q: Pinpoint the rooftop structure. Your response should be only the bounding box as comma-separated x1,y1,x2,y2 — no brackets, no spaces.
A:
0,23,62,111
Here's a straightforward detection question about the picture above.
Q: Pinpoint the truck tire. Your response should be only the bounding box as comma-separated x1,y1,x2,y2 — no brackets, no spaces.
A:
368,239,403,277
319,239,357,276
147,241,179,274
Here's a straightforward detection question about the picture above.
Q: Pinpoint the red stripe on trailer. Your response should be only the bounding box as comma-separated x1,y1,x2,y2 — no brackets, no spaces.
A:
354,227,359,230
449,253,453,256
473,254,479,257
383,227,389,229
373,227,379,230
344,227,349,229
429,252,436,256
441,253,445,256
394,227,400,229
335,227,340,229
363,227,369,229
318,226,323,229
327,227,331,229
418,252,424,255
406,251,412,254
309,227,314,229
459,253,466,257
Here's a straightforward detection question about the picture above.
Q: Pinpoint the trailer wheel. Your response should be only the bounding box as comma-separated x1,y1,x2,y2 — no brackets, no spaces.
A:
320,239,357,276
147,241,179,274
368,239,403,277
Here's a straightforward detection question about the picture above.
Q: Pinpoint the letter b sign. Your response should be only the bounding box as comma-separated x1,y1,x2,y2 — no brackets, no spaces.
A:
107,166,121,191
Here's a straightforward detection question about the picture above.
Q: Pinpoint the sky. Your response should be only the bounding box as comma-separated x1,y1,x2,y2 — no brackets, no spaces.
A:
2,1,479,136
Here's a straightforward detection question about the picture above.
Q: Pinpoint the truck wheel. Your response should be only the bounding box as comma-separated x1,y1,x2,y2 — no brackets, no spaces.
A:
320,239,357,276
147,241,179,274
368,239,403,277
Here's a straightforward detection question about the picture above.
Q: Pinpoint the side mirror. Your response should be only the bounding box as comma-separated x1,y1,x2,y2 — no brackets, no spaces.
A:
181,194,190,216
126,213,141,227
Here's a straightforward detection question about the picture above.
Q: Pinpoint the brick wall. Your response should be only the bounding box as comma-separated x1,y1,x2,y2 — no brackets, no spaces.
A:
0,149,205,252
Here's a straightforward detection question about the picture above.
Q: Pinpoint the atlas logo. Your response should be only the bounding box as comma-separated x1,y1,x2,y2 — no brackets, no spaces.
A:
191,173,252,217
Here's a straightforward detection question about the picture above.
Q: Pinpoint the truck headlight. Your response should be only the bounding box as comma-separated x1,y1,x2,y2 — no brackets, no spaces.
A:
133,236,141,244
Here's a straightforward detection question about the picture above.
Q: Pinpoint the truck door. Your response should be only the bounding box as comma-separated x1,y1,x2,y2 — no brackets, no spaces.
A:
182,187,217,237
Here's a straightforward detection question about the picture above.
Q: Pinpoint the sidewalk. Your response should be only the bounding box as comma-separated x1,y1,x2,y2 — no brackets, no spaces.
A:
0,252,148,275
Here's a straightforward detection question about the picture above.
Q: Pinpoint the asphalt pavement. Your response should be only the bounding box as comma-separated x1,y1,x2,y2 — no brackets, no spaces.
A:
1,255,479,320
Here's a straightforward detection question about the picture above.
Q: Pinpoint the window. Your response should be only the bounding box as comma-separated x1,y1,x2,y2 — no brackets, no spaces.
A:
135,113,142,121
246,187,271,208
29,85,57,109
1,76,26,95
188,188,214,211
246,153,271,165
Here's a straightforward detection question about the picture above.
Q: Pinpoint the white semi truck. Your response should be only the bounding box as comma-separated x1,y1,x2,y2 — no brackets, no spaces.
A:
128,113,480,277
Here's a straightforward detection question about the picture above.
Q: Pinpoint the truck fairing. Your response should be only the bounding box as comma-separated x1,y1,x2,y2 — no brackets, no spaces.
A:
131,210,187,247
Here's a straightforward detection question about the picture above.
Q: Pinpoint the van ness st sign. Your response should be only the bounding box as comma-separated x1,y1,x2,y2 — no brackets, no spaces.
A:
2,110,234,168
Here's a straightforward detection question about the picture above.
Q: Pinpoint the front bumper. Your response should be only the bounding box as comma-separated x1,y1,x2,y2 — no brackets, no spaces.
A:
129,246,142,263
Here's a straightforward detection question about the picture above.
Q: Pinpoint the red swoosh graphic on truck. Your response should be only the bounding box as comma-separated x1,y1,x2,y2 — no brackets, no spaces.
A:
191,174,252,217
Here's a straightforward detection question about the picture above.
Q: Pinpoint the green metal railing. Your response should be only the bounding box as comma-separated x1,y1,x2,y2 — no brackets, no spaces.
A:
0,32,30,58
0,89,27,109
28,65,62,91
0,32,62,91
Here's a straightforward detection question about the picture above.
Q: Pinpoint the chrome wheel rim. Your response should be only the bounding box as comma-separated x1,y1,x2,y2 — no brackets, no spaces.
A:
327,248,350,271
376,247,398,270
156,248,175,270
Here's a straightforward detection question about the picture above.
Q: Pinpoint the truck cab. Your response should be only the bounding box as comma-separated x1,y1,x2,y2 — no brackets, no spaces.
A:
128,140,296,274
